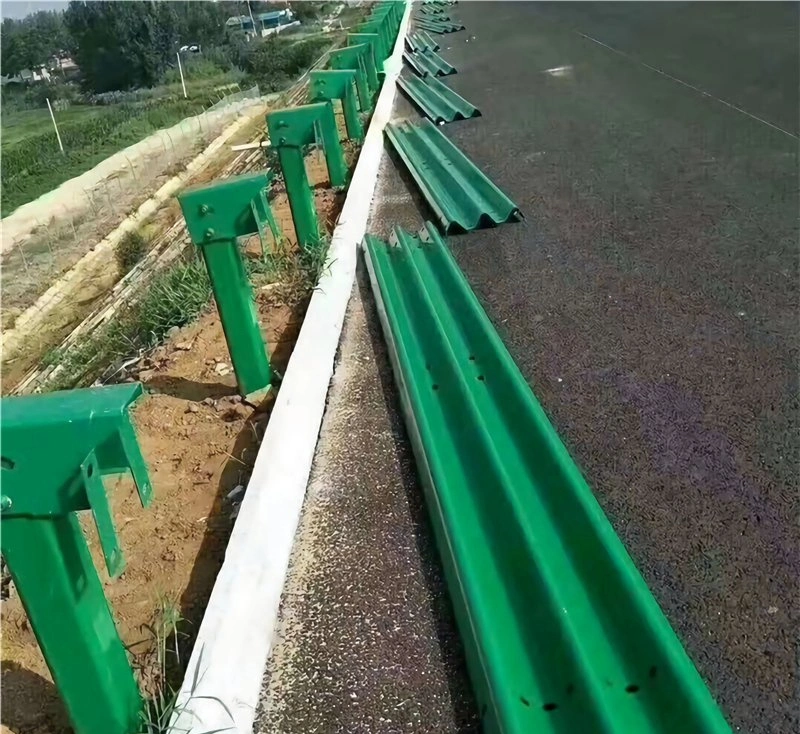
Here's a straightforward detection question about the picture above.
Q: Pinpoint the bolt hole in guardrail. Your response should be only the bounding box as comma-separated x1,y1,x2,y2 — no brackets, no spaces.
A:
626,684,641,693
86,463,94,477
1,457,15,470
477,374,485,381
469,354,476,361
432,384,440,391
543,702,559,712
520,696,530,707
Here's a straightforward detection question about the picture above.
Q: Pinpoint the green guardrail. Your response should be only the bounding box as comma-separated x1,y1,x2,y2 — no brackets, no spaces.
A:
178,170,280,400
385,118,522,232
363,222,732,734
266,0,403,249
397,72,481,124
0,384,154,734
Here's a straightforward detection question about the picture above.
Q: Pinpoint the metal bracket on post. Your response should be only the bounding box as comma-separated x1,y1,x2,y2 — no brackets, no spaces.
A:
348,33,382,87
329,44,375,111
310,70,365,142
0,383,154,734
178,170,277,400
266,102,348,248
356,19,391,64
251,186,281,250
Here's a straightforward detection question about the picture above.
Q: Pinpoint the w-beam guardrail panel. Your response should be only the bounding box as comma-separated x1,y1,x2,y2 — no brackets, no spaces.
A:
403,48,456,77
363,222,732,734
406,30,440,52
397,73,480,123
385,119,521,232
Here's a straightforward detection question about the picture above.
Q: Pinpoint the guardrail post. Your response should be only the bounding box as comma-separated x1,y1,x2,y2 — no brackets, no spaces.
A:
266,102,348,247
356,19,391,63
178,171,277,399
328,45,375,110
309,70,365,142
348,33,382,86
0,384,154,734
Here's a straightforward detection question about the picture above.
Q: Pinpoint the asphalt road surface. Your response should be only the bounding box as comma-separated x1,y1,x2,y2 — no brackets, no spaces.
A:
431,3,799,733
258,3,798,733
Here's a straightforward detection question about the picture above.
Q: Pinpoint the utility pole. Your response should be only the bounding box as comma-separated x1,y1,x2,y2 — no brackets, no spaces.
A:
46,98,64,153
176,51,187,99
247,0,258,36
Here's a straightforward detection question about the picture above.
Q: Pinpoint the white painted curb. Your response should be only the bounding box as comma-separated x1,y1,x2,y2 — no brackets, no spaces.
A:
170,3,412,732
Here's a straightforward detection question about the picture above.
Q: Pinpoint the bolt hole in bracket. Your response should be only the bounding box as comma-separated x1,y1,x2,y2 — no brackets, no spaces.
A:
0,382,156,734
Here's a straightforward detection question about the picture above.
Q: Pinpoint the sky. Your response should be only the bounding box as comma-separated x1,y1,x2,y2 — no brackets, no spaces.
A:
1,0,69,19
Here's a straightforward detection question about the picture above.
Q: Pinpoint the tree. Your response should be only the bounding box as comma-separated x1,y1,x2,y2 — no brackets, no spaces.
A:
1,11,70,76
64,1,237,93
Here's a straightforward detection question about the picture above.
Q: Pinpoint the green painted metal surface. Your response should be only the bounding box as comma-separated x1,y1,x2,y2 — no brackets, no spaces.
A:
328,44,374,111
415,16,465,33
0,384,153,734
385,119,521,232
310,69,365,142
179,171,275,398
363,222,733,734
403,48,456,77
357,18,391,62
267,102,348,247
406,29,440,52
397,72,481,123
347,33,382,87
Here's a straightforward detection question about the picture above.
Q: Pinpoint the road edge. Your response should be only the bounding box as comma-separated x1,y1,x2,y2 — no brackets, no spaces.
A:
169,3,412,731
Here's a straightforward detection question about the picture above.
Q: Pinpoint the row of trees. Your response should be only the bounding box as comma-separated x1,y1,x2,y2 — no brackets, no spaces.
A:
1,10,70,77
1,2,325,93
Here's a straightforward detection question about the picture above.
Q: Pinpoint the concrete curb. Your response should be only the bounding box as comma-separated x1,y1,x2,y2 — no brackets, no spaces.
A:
169,3,412,732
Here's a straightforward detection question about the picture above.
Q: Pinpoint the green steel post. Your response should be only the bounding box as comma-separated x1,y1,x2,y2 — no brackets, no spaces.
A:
347,33,383,86
329,45,375,110
267,103,348,247
347,34,381,91
279,144,320,246
0,383,155,734
310,70,365,142
357,20,390,62
1,516,142,734
178,171,276,399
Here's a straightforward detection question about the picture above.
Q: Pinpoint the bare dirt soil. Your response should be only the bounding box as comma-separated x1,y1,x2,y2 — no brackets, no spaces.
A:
0,151,347,734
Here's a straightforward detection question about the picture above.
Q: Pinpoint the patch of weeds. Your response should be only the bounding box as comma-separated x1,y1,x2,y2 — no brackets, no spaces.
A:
246,235,330,304
115,230,151,274
41,253,211,392
38,231,329,393
134,597,234,734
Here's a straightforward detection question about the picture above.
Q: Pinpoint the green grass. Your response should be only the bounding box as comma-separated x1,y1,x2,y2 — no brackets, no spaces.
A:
0,73,243,217
39,236,329,393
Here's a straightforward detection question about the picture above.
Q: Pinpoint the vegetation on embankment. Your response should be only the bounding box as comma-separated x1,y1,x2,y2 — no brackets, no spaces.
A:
0,0,344,216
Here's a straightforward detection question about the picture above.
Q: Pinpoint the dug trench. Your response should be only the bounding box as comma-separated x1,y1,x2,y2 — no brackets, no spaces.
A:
0,145,353,734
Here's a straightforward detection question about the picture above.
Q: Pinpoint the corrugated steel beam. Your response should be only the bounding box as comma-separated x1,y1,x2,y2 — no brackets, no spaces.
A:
397,73,480,123
405,30,440,53
385,119,521,232
415,16,465,33
363,221,733,734
403,48,456,77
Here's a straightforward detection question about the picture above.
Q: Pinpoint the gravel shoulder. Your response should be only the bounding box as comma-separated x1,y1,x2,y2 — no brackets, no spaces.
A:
255,132,479,733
